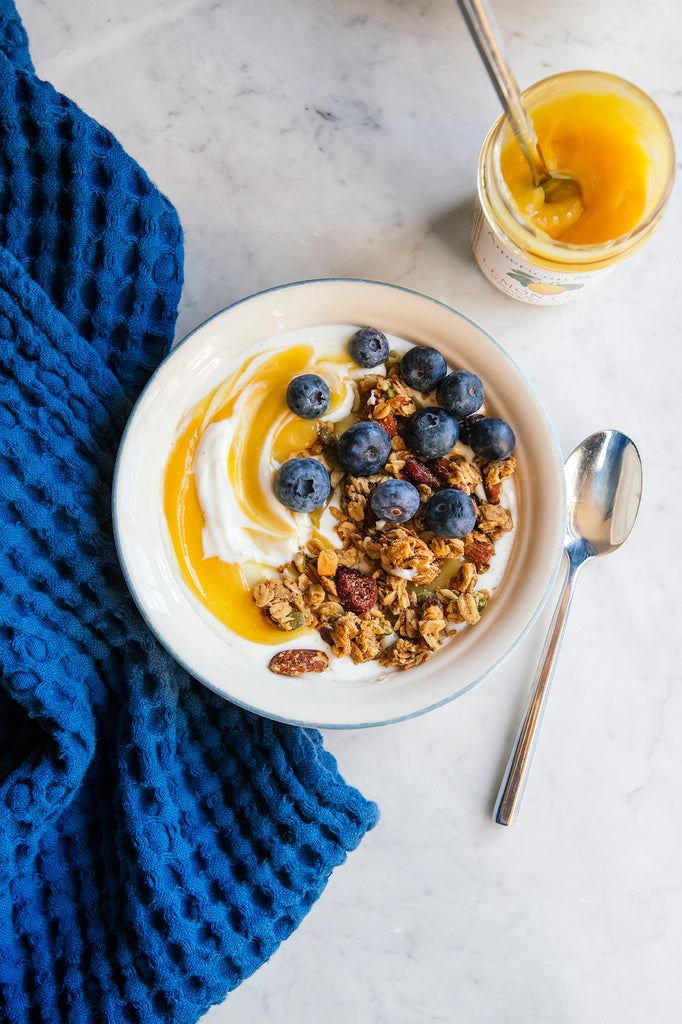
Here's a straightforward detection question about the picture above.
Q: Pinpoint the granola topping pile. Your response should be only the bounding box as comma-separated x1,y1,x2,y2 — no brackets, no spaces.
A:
254,341,518,674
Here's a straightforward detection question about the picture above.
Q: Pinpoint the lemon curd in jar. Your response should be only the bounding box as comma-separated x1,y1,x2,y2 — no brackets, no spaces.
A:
473,71,675,304
163,334,358,645
500,91,649,244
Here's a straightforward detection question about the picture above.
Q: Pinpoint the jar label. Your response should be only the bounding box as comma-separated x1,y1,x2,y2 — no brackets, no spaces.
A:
472,200,613,305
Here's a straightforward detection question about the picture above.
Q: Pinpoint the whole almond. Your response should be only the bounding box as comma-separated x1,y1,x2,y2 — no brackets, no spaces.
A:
269,650,330,676
464,533,495,565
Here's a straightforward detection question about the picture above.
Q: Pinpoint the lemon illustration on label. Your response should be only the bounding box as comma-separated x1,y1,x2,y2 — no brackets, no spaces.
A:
508,270,583,295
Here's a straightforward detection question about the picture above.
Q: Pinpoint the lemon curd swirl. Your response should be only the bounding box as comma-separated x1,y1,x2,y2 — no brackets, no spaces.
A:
500,91,650,243
164,343,354,644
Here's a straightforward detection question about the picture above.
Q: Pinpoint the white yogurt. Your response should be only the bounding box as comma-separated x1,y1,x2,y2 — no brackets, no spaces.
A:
193,325,388,567
196,416,310,565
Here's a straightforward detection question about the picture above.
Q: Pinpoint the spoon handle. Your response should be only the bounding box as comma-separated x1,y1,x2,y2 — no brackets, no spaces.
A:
494,553,579,825
454,0,547,185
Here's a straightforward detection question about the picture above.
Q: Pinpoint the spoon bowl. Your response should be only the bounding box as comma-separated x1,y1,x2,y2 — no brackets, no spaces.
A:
494,430,642,825
566,430,643,555
540,171,583,206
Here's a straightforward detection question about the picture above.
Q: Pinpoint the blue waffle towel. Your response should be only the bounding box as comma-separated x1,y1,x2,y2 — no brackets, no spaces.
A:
0,4,379,1021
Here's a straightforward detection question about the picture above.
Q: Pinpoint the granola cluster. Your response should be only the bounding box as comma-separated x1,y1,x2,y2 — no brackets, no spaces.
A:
254,359,517,671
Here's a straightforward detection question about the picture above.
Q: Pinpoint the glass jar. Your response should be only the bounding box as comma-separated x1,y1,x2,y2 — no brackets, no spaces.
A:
472,70,676,305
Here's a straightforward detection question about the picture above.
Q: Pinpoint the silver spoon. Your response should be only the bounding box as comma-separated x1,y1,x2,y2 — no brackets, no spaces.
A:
495,430,643,826
455,0,582,204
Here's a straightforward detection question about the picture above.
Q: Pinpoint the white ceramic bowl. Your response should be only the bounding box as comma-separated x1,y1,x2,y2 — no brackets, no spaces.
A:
113,279,566,728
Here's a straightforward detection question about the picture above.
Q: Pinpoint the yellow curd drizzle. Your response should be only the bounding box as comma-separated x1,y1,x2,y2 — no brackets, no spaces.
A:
163,343,354,644
500,91,650,244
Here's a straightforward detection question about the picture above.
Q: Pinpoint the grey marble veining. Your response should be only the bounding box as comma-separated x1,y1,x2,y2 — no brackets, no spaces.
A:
18,0,682,1021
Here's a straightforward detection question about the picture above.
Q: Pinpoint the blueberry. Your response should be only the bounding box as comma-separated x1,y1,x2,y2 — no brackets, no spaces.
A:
337,420,392,476
274,457,330,512
424,489,477,539
286,373,331,419
400,345,447,393
468,417,516,461
349,327,389,368
403,407,459,460
370,478,421,524
440,370,484,420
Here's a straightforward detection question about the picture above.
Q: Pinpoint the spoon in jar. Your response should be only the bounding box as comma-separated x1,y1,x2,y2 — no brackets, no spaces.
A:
455,0,582,204
494,430,642,826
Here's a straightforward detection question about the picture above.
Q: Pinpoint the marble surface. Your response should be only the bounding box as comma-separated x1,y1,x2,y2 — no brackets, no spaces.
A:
19,0,681,1021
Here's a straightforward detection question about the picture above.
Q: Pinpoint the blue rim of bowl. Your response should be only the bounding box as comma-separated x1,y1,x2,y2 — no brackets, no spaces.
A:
113,277,567,729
